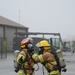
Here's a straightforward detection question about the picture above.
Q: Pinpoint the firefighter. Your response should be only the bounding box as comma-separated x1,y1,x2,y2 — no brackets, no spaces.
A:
16,38,35,75
32,40,61,75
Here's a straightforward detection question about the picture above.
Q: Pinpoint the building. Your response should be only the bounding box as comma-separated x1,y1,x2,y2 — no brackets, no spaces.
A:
0,16,29,52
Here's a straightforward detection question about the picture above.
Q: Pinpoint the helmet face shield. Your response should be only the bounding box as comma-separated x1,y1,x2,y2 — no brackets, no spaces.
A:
26,37,33,43
36,43,40,47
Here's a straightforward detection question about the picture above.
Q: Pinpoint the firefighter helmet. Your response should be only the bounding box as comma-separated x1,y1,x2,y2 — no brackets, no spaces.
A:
20,37,34,54
36,40,51,50
20,37,33,49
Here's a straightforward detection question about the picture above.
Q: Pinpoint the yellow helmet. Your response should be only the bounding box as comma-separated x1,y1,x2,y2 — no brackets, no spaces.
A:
36,40,51,50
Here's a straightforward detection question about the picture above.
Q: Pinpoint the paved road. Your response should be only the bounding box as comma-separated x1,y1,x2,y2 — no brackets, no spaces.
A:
0,52,75,75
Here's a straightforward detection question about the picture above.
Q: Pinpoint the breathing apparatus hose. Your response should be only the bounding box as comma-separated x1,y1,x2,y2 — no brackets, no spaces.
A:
42,65,45,75
34,63,39,71
33,63,39,75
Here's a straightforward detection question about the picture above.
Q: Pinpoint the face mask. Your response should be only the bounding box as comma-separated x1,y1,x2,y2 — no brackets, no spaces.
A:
27,43,34,55
39,47,44,54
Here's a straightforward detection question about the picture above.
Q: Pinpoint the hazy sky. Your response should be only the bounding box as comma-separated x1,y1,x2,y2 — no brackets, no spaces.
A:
0,0,75,39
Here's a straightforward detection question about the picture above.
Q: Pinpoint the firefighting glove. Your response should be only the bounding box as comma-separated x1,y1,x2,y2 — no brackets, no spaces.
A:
62,68,67,72
53,65,58,70
14,68,19,73
18,57,23,63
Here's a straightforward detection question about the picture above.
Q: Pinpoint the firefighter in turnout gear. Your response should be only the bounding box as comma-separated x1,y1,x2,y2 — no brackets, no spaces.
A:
16,38,35,75
32,40,61,75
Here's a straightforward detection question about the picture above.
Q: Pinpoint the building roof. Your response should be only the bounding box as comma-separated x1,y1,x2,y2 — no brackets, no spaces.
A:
0,16,28,29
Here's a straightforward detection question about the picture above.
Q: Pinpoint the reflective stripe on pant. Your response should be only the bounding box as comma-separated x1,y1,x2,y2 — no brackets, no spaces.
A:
18,70,33,75
48,70,60,75
18,70,26,75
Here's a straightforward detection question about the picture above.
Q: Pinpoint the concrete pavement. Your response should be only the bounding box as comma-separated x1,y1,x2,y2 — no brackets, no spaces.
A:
0,52,75,75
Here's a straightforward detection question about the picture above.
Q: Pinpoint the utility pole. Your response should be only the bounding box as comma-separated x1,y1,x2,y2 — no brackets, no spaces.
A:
19,10,20,24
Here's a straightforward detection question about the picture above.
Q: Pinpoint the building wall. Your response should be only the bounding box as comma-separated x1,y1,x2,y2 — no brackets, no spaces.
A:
5,26,28,51
0,25,28,52
0,25,3,37
5,26,15,51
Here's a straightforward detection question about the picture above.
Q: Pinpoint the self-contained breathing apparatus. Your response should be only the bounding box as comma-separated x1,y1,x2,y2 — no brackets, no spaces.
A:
14,50,20,72
56,49,67,72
